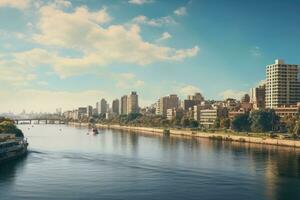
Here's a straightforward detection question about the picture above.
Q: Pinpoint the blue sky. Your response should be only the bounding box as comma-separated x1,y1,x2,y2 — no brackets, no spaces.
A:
0,0,300,113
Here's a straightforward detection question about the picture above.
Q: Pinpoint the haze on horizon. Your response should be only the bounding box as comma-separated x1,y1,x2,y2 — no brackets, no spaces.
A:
0,0,300,113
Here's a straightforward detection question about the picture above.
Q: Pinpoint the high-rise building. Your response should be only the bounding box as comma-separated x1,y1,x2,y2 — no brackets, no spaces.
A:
87,105,93,117
182,93,204,111
266,59,300,108
187,93,204,101
156,94,179,117
127,92,139,114
100,98,108,114
241,94,250,103
95,102,99,115
121,95,128,115
78,107,87,119
251,84,266,110
112,99,120,115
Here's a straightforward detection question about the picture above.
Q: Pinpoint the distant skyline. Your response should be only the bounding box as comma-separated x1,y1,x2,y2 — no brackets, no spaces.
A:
0,0,300,113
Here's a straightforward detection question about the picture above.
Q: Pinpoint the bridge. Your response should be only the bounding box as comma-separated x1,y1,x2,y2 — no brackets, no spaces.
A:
14,118,66,125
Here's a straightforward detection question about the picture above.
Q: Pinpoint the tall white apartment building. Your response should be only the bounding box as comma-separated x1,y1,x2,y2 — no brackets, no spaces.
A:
266,59,300,108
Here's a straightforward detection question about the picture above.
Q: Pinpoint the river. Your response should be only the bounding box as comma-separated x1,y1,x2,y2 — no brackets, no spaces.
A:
0,125,300,200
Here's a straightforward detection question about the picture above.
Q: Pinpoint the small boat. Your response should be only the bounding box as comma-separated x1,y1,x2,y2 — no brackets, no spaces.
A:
0,134,28,164
92,128,99,135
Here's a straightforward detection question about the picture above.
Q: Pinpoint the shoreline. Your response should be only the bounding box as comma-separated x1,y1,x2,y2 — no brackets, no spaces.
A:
68,122,300,148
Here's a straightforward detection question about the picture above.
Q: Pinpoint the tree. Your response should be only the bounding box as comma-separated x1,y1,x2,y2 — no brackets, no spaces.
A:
0,120,24,137
250,109,280,132
181,117,190,127
293,120,300,137
213,117,220,128
190,120,199,128
220,118,230,129
284,116,296,133
231,113,250,132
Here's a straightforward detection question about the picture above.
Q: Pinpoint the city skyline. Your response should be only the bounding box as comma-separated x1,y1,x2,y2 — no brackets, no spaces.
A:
1,0,300,113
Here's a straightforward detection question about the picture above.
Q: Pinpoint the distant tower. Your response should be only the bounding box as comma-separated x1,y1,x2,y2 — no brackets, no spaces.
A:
156,94,179,116
112,99,120,115
251,84,266,110
127,92,139,114
100,98,108,114
241,94,250,103
121,95,128,115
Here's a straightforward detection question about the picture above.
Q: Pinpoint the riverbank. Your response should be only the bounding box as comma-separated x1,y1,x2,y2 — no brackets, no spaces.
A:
67,122,300,148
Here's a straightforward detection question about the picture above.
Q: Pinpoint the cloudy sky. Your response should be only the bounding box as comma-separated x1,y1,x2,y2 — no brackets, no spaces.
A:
0,0,300,113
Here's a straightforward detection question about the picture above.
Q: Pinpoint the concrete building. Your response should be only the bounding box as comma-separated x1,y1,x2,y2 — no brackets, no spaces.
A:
167,108,184,120
241,94,250,103
72,109,79,120
266,59,300,108
187,93,204,101
182,93,204,111
100,99,108,114
273,103,300,118
78,107,87,119
167,108,176,120
156,94,180,117
87,105,93,117
224,98,240,111
121,95,128,115
127,91,139,114
251,84,266,110
92,108,98,116
199,108,227,128
112,99,120,115
95,102,99,115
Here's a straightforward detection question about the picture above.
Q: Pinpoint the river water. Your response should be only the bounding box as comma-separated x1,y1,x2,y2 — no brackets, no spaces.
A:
0,125,300,200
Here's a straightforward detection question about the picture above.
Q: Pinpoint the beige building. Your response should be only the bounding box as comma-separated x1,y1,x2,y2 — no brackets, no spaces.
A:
273,103,300,118
112,99,120,115
266,59,300,108
167,108,184,120
156,94,179,117
127,91,139,114
87,105,93,117
121,95,128,115
99,99,108,114
199,108,227,128
251,84,266,110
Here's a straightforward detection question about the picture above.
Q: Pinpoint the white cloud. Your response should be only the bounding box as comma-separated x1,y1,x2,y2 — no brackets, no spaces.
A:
179,85,201,96
132,15,176,26
157,32,172,41
30,5,198,78
115,73,145,89
128,0,153,5
174,6,187,16
219,89,246,100
0,0,30,10
37,81,49,86
0,58,37,85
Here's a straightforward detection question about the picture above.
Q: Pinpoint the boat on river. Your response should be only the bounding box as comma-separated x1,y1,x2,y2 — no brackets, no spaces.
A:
92,128,99,135
0,134,28,164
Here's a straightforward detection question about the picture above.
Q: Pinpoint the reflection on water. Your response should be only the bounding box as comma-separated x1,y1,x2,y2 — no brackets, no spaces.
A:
0,125,300,200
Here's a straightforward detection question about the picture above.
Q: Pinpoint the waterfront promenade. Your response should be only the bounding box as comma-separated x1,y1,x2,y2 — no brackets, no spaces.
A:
68,122,300,148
